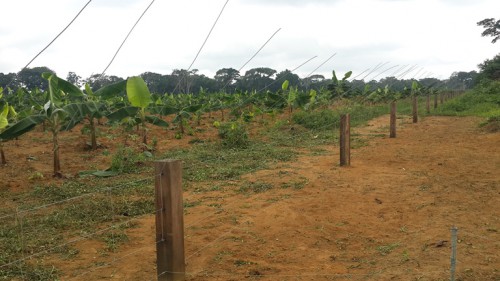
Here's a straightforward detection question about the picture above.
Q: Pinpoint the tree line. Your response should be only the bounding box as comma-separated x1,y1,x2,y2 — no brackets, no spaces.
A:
0,65,484,95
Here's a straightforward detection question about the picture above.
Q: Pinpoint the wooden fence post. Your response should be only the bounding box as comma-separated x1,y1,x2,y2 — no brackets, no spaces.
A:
339,113,351,166
155,160,185,281
426,95,430,114
390,101,396,138
434,94,438,109
412,95,418,123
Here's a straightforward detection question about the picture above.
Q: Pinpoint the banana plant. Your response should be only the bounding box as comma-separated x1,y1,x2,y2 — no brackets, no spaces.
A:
410,81,421,123
282,80,295,118
43,73,86,177
67,82,126,150
107,76,168,146
0,73,85,176
0,89,19,164
153,97,202,135
303,89,318,111
328,70,353,100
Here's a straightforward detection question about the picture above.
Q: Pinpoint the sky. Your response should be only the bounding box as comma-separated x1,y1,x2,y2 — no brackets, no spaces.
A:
0,0,499,82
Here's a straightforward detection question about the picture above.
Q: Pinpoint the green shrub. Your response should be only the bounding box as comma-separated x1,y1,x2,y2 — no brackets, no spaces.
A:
292,109,340,130
218,122,249,148
110,146,146,173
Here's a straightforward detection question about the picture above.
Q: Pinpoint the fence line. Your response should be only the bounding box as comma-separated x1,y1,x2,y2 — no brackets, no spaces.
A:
2,94,474,280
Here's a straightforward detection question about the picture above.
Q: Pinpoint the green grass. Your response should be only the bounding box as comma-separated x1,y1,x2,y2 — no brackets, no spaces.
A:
238,181,274,193
432,81,500,118
162,142,296,183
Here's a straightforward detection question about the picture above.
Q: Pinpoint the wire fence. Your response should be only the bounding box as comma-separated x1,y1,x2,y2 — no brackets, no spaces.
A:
2,141,498,281
1,92,497,281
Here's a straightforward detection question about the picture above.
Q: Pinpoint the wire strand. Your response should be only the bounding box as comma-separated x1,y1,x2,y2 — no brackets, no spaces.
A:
172,0,230,94
5,0,93,89
99,0,156,77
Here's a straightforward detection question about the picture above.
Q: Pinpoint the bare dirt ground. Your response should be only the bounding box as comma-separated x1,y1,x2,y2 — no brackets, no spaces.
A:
2,115,499,280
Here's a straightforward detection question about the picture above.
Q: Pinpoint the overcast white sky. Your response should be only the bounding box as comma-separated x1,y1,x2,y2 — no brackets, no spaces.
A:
0,0,499,81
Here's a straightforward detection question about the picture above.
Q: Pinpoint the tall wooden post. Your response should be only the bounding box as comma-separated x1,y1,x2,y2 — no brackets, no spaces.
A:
434,94,438,109
155,160,185,281
412,96,418,123
339,114,351,166
426,95,430,114
390,101,396,138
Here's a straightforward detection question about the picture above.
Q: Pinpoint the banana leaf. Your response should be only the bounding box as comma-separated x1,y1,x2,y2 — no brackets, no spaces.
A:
0,114,44,141
145,115,169,127
106,106,140,122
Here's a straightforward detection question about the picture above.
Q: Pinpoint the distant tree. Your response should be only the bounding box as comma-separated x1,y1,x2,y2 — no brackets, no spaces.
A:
141,72,170,94
191,74,218,93
214,68,240,92
85,74,125,92
446,71,479,89
66,72,83,88
477,18,500,43
17,66,55,90
303,74,328,91
171,69,197,94
275,69,300,91
419,77,443,88
477,53,500,81
237,67,276,92
0,73,16,90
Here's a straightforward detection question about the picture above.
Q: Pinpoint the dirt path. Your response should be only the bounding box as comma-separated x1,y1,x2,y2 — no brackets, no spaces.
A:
10,115,500,280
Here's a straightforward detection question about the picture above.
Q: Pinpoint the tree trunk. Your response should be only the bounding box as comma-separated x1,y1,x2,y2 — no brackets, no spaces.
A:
412,96,418,123
179,116,185,134
142,123,148,146
426,95,430,114
0,144,6,165
220,109,225,121
434,94,438,109
53,129,62,178
390,101,396,138
90,118,97,150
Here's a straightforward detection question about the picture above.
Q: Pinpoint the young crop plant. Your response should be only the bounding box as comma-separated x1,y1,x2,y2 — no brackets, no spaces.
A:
328,70,353,100
0,73,85,176
218,121,249,148
42,73,86,177
65,83,116,150
0,91,19,164
107,76,168,147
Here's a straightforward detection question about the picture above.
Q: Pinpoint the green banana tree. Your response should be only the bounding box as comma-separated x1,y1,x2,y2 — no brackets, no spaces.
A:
107,77,168,146
328,70,353,100
153,97,202,135
43,73,86,177
71,82,125,150
0,73,85,176
411,81,421,123
0,89,19,164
